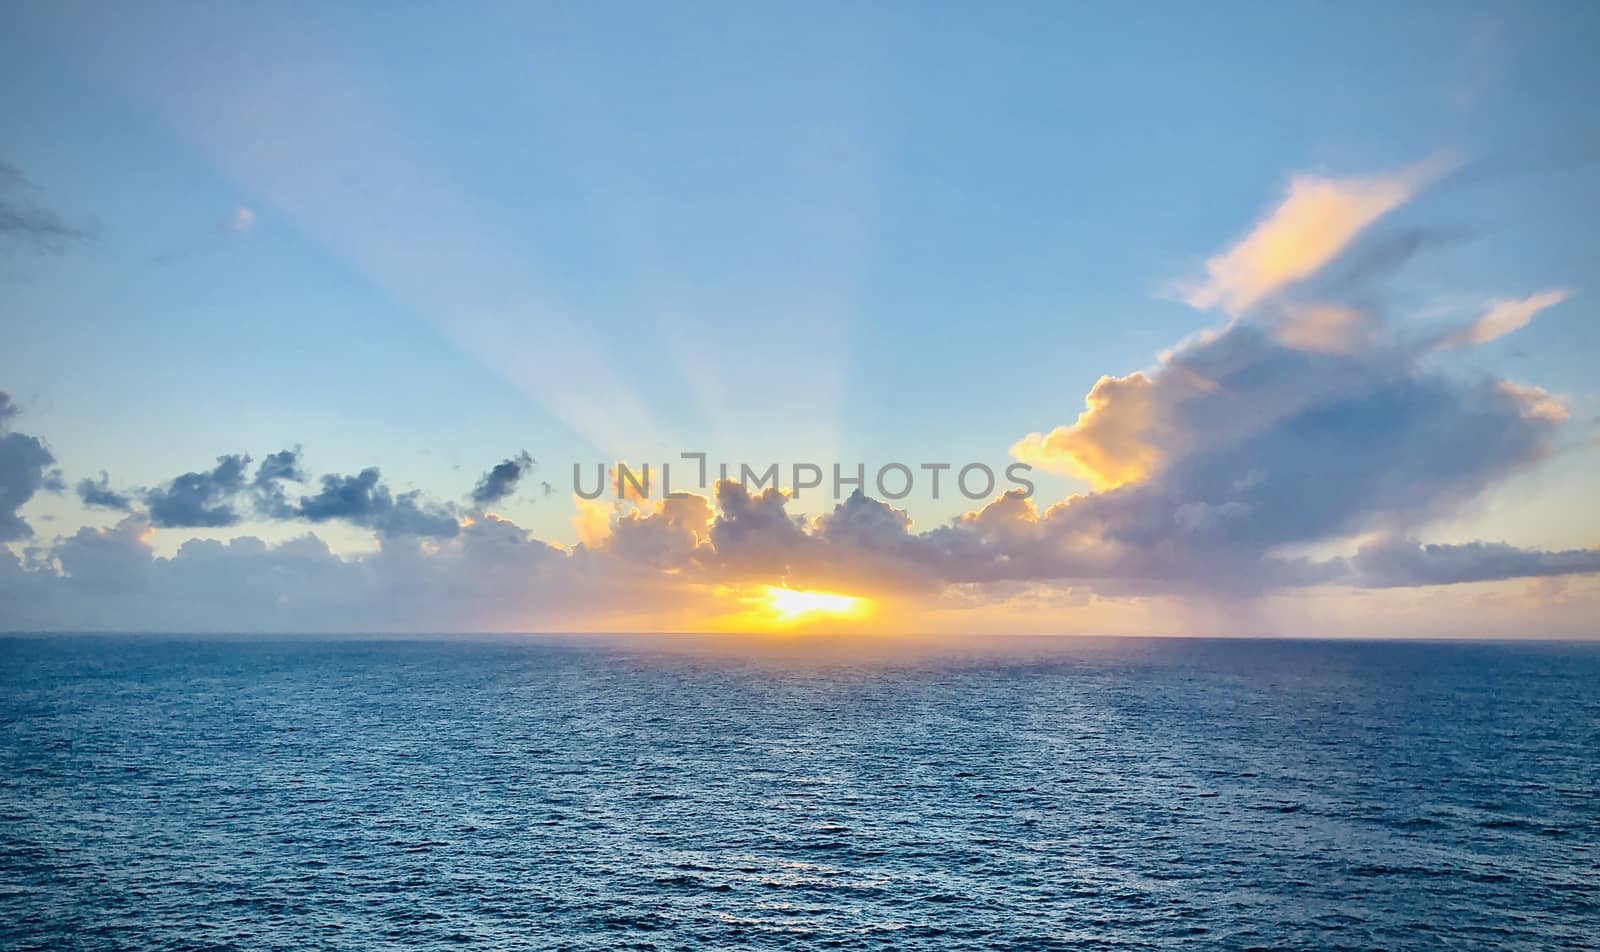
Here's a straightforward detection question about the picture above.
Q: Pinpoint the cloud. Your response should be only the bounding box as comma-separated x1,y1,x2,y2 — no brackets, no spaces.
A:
1011,372,1161,489
470,451,534,506
144,454,251,527
12,290,1595,628
1301,227,1471,301
1437,288,1573,349
50,516,156,594
125,448,458,538
1183,157,1453,314
297,467,459,538
77,472,135,512
1268,304,1377,355
145,205,261,264
0,512,618,634
571,496,613,549
0,161,91,253
5,150,1595,632
1351,537,1600,588
11,453,1593,635
251,448,306,518
701,481,819,582
1495,380,1567,423
996,310,1582,593
579,483,940,597
226,206,256,234
607,491,714,565
253,448,306,486
0,392,57,541
7,331,1592,624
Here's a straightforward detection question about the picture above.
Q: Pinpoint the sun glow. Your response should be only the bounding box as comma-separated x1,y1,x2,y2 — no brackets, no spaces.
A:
763,586,866,622
708,584,874,631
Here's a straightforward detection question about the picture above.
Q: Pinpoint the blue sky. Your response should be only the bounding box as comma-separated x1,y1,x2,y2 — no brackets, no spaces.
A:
3,2,1599,634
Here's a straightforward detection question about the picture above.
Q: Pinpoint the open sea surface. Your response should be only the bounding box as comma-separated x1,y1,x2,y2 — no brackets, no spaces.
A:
2,634,1597,949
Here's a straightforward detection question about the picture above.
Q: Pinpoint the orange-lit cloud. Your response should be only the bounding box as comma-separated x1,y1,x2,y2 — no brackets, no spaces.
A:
1010,372,1161,489
572,496,613,548
570,464,664,548
1438,289,1573,349
1270,303,1376,354
1496,380,1568,423
1184,157,1453,314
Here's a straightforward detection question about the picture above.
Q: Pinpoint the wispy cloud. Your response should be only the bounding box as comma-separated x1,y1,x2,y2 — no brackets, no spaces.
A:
77,472,135,512
0,161,91,253
1268,304,1376,355
1437,288,1573,349
225,206,256,234
1182,156,1455,314
1351,537,1600,588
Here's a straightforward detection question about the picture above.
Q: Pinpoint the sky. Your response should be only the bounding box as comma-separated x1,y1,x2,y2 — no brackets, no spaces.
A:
3,1,1599,636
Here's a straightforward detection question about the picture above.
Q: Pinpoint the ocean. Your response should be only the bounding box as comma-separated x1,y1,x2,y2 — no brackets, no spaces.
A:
2,634,1596,949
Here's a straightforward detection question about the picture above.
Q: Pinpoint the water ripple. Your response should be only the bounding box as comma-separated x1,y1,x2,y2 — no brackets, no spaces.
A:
2,635,1598,949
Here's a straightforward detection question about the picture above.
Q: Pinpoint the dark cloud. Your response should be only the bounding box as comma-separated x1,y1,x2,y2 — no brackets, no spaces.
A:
1094,373,1543,550
806,489,946,593
705,481,814,579
251,449,306,518
1304,226,1472,301
0,162,91,253
77,472,134,512
298,467,459,538
470,450,534,506
105,447,457,539
254,449,306,487
124,447,459,539
603,483,944,595
1351,538,1600,588
608,492,713,566
144,454,251,528
815,489,913,548
995,314,1573,594
0,392,57,541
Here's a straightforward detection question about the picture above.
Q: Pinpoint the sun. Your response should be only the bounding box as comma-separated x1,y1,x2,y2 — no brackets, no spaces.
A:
706,584,873,631
763,586,866,623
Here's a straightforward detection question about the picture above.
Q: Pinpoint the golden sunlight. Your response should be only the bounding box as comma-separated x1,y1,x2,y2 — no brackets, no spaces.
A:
703,584,876,633
763,586,866,622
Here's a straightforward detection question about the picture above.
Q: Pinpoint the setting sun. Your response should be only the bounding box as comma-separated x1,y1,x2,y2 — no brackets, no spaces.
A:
763,586,867,622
